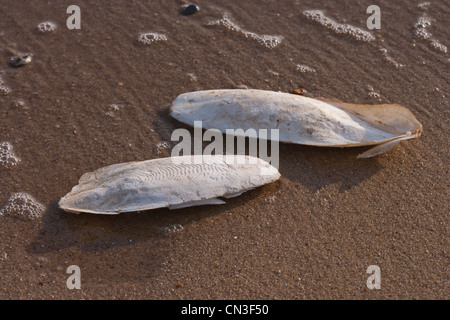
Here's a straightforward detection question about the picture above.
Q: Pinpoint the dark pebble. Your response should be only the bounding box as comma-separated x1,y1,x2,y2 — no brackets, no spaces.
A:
9,53,32,68
181,4,199,16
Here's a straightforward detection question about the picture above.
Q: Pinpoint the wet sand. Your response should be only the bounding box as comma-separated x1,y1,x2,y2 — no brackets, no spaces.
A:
0,0,448,299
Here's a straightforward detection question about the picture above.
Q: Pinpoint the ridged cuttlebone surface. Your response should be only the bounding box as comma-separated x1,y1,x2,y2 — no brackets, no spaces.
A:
170,89,422,158
58,155,280,214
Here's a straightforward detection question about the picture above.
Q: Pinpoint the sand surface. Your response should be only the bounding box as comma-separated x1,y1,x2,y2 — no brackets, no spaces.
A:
0,0,448,299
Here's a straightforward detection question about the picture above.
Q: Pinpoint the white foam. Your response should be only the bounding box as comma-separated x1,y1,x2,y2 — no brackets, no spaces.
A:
379,47,404,68
368,91,381,99
296,64,316,73
303,10,375,42
430,39,448,53
0,76,11,95
37,21,57,33
156,141,171,154
0,85,11,95
414,15,432,38
207,14,283,49
0,142,20,168
268,69,280,76
159,224,183,233
13,99,26,108
105,103,122,117
0,192,45,220
264,195,276,203
137,32,167,45
413,14,447,53
187,73,197,81
417,2,431,10
367,85,381,99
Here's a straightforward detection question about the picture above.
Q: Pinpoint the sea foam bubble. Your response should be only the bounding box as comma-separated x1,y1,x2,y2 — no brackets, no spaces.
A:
207,14,283,49
137,32,167,45
105,104,123,117
0,142,20,168
303,10,375,42
0,85,11,95
379,47,404,68
0,76,11,96
159,224,183,233
417,2,431,10
156,141,171,154
37,21,57,33
414,14,447,53
296,64,316,73
430,39,448,53
0,193,45,220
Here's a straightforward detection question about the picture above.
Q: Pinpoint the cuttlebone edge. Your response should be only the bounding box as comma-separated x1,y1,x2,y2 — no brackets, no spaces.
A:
317,98,423,137
356,134,416,159
317,97,422,157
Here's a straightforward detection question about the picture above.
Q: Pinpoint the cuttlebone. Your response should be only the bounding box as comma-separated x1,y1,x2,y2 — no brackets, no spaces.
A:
58,155,280,214
170,89,422,158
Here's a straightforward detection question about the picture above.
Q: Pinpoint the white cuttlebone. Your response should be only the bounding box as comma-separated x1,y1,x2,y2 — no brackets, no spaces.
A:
170,89,422,158
58,155,280,214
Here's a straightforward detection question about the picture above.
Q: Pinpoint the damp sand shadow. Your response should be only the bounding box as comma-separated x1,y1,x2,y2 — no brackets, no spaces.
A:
26,184,270,255
277,143,384,192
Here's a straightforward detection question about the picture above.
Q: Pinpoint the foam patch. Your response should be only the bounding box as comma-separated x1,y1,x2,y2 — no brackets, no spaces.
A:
0,193,45,220
37,21,57,33
0,142,20,168
207,14,283,49
137,32,167,45
303,10,375,42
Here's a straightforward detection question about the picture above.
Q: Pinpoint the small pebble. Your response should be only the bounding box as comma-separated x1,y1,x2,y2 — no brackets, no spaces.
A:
181,4,199,16
9,53,32,67
234,84,248,90
292,88,307,95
